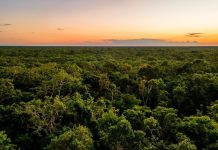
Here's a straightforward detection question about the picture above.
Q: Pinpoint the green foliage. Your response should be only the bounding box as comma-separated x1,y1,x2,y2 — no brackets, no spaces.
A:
208,100,218,122
0,131,16,150
0,78,22,104
176,139,197,150
47,126,93,150
114,93,141,112
0,47,218,149
106,119,134,150
15,96,66,135
180,116,218,149
63,93,92,126
123,106,151,129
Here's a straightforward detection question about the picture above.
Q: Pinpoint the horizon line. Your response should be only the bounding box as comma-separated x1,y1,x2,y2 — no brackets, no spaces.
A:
0,45,218,47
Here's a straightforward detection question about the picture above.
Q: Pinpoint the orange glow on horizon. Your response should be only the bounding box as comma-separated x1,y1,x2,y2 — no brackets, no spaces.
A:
1,29,218,45
1,0,218,46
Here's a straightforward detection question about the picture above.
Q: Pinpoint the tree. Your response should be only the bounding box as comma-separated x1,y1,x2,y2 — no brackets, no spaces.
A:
129,130,148,150
176,139,197,150
138,79,147,103
123,106,151,130
143,116,160,140
138,64,159,80
15,96,66,135
90,97,107,120
98,116,134,150
187,73,218,114
0,78,22,105
152,106,179,141
63,93,92,126
38,69,81,97
63,63,82,79
208,100,218,122
172,83,187,112
143,79,168,108
0,131,16,150
47,126,93,150
121,63,132,74
99,74,118,101
114,93,141,113
180,116,218,149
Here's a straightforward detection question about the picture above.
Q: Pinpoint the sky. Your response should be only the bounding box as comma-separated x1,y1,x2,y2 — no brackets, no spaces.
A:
0,0,218,46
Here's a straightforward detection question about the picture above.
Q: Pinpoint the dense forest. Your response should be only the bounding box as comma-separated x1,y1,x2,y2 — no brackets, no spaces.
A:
0,46,218,150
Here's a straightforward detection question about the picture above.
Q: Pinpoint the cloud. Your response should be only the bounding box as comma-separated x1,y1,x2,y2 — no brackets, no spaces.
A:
57,28,64,31
78,38,200,46
186,33,203,37
0,24,12,26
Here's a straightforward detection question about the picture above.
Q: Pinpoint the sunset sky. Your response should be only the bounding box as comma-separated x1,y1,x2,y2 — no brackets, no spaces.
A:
0,0,218,46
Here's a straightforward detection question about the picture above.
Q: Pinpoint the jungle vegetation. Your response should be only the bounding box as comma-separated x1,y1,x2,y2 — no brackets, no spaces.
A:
0,46,218,150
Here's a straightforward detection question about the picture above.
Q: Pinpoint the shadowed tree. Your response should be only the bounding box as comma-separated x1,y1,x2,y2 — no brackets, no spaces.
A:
0,131,16,150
